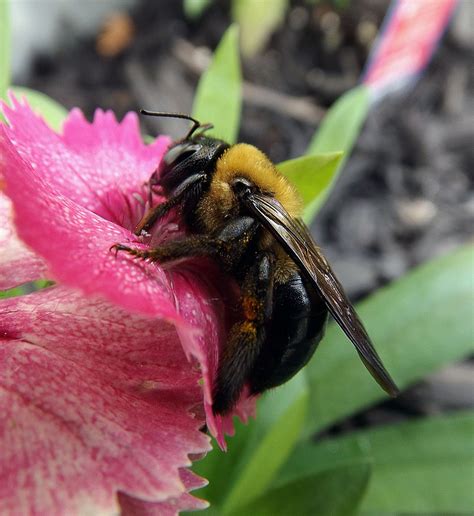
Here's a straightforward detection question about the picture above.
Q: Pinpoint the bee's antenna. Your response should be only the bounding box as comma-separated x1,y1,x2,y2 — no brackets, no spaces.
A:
139,110,205,139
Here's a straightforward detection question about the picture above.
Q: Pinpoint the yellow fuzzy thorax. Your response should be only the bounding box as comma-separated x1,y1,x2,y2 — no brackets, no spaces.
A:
214,144,303,217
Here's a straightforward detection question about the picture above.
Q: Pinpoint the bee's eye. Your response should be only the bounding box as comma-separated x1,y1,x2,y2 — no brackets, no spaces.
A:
157,142,205,194
164,144,199,166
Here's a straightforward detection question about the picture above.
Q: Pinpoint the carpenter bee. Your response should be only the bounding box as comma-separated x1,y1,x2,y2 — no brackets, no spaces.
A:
113,111,399,414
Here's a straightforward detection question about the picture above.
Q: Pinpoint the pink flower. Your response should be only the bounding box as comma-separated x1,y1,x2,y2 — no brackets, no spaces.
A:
0,96,255,514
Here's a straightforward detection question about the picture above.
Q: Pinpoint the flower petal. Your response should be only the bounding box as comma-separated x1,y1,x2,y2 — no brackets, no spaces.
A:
119,470,209,515
0,193,48,289
0,132,179,320
0,286,210,514
1,94,170,217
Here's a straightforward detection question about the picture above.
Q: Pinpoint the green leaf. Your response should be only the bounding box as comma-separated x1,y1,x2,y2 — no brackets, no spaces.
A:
303,245,474,438
233,462,371,516
307,86,369,155
10,87,68,132
0,280,55,299
232,0,288,57
304,86,370,222
276,152,342,222
280,411,474,513
0,0,10,100
192,372,308,513
183,0,213,19
192,25,242,144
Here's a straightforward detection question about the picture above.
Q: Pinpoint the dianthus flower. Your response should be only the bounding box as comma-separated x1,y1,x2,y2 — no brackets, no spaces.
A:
0,96,255,515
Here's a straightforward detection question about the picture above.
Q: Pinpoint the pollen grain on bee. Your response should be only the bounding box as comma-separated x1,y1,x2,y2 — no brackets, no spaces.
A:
242,296,260,320
239,321,257,337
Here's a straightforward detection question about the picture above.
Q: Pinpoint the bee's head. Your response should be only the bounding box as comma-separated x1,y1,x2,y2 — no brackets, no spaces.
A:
141,110,229,195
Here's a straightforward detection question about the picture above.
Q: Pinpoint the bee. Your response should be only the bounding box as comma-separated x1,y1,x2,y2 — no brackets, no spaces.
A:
113,111,399,414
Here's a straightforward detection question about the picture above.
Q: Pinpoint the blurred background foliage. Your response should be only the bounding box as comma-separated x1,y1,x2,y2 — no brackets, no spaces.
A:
1,0,473,514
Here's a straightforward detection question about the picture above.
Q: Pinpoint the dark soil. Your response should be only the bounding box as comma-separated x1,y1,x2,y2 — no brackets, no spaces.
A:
22,0,473,432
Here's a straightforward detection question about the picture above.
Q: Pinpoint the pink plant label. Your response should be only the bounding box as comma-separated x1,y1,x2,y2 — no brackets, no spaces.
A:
363,0,458,97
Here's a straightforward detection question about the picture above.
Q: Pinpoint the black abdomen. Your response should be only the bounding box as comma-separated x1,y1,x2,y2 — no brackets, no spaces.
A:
249,272,328,394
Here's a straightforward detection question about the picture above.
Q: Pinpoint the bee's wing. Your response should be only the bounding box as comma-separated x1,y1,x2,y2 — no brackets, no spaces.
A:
244,192,399,397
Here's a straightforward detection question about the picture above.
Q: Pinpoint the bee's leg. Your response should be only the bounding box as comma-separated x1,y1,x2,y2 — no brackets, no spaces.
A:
212,252,275,414
134,196,176,236
112,235,225,263
115,216,258,268
135,172,207,235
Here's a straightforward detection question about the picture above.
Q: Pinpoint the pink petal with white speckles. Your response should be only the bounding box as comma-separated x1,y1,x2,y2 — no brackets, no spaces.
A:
0,132,179,320
0,286,210,515
119,470,209,515
1,94,170,218
0,194,49,289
